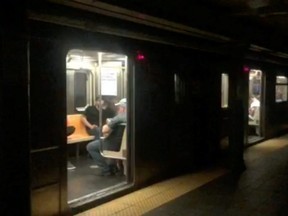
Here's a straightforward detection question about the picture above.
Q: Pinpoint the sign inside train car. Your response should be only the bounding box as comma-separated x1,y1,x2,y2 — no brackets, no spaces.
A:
101,69,117,96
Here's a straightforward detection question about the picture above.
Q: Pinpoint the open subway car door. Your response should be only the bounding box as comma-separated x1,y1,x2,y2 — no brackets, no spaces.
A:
66,49,131,211
247,69,264,144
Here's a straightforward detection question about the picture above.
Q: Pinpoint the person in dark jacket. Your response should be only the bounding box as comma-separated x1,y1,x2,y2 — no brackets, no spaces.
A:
82,96,116,139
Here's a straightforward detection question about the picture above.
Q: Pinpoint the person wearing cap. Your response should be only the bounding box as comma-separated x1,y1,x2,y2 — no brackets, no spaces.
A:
86,98,127,176
103,98,126,137
82,96,116,139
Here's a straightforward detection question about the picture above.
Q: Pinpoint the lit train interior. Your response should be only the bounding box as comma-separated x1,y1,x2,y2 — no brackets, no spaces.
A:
248,69,263,144
65,49,130,208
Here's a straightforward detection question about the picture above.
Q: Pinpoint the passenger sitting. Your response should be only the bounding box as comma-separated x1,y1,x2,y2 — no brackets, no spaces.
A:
82,96,116,139
248,95,260,136
249,95,260,121
86,98,127,176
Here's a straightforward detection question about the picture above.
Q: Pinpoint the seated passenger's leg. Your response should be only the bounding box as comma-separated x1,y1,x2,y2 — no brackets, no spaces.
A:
255,126,260,136
107,159,117,172
86,140,109,173
106,159,124,176
116,160,124,176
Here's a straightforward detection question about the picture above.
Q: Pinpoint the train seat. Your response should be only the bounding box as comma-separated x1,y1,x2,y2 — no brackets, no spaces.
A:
67,114,95,144
100,127,127,175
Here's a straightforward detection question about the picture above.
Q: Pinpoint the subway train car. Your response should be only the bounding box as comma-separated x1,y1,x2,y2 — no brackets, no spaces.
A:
2,1,288,215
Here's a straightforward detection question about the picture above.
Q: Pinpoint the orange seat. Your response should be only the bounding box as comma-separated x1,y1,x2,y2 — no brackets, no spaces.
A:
67,114,95,144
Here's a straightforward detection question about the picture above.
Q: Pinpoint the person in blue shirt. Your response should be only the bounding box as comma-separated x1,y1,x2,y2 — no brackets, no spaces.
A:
86,98,127,176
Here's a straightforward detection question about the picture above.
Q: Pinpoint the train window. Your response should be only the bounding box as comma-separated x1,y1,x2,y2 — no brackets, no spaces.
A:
74,70,89,109
221,73,229,108
174,73,185,104
275,76,288,102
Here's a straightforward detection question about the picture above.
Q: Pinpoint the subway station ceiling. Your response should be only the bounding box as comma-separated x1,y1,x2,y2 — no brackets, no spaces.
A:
97,0,288,54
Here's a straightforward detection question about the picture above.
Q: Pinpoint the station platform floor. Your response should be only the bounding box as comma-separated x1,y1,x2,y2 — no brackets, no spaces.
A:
76,134,288,216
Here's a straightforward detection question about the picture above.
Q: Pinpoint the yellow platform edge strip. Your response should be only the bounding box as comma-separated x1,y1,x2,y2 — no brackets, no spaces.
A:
76,167,228,216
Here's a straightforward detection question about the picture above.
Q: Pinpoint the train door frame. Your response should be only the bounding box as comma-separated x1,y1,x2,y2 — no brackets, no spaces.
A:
247,68,266,144
65,48,135,211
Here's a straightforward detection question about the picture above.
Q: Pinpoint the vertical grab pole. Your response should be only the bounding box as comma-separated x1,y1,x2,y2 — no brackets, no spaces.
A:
124,56,128,98
98,52,103,133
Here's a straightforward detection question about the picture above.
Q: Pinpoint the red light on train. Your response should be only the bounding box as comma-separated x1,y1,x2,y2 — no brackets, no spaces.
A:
136,51,145,61
243,65,250,73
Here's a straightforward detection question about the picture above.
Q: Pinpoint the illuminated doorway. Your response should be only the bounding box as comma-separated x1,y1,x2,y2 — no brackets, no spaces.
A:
248,69,264,144
66,49,130,208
